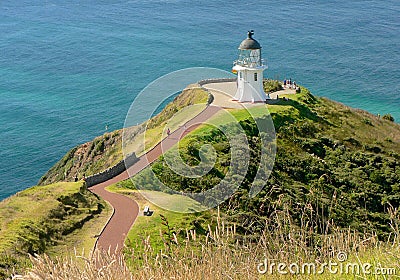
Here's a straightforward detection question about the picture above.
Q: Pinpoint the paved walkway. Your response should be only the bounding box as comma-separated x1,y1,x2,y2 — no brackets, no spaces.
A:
203,81,296,109
89,105,221,252
89,81,294,252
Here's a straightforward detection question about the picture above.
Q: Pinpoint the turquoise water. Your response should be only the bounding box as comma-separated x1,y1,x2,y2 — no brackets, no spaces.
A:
0,0,399,200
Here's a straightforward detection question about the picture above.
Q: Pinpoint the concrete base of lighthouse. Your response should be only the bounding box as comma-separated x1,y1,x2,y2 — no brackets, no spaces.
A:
202,81,277,109
233,86,269,103
232,66,269,103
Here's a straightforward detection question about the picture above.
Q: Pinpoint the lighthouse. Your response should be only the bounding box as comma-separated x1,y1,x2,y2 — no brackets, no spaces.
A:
232,30,268,102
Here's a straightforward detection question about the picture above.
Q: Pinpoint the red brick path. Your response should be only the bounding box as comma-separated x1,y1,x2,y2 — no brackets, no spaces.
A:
89,105,221,252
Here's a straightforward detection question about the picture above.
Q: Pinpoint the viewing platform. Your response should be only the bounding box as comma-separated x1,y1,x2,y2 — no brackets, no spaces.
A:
202,80,296,109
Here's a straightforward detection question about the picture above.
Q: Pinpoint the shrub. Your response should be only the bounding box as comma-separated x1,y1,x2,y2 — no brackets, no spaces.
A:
383,113,395,122
362,118,373,125
263,79,283,92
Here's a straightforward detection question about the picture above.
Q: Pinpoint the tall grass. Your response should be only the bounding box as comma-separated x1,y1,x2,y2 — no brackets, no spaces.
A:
12,249,132,280
16,206,399,279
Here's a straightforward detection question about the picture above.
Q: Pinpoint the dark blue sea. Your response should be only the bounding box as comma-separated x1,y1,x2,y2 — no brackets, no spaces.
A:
0,0,399,200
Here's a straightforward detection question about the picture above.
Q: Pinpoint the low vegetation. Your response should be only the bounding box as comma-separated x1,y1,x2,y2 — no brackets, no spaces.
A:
123,86,209,157
383,113,395,122
125,87,400,239
39,130,123,185
4,82,400,279
19,207,399,279
39,86,209,185
0,182,111,278
146,86,209,130
263,79,283,92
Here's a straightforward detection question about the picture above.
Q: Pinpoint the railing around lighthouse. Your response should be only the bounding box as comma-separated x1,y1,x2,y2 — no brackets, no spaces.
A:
233,58,266,68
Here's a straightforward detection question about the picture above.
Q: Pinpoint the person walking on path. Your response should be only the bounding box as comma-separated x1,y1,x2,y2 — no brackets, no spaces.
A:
89,105,222,252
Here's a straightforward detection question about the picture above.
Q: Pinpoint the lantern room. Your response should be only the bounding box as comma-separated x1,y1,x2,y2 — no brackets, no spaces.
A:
232,31,269,102
235,30,263,68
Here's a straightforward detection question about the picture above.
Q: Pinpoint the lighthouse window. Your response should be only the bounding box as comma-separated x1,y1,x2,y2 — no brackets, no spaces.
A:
239,72,243,79
254,73,258,81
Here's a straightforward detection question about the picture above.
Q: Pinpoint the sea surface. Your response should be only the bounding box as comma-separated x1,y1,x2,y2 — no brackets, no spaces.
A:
0,0,399,200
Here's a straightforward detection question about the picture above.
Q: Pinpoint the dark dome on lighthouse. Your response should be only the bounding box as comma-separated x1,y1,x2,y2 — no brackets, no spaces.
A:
238,30,261,50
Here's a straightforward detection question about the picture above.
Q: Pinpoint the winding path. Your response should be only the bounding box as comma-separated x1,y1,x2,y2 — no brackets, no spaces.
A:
89,105,221,252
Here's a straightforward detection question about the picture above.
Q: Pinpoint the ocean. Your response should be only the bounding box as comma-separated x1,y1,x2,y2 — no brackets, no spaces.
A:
0,0,399,200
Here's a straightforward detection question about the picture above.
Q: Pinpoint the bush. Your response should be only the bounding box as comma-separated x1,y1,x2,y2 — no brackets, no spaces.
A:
383,113,395,122
263,79,282,92
362,118,373,125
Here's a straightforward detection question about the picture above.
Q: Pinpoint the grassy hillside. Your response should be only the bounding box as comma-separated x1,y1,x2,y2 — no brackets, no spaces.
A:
77,85,399,278
123,87,209,158
39,130,123,186
0,182,111,278
39,86,209,185
3,85,209,277
8,82,400,279
123,87,400,238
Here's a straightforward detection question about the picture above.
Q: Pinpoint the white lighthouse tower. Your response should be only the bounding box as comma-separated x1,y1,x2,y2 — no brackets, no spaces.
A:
232,31,268,102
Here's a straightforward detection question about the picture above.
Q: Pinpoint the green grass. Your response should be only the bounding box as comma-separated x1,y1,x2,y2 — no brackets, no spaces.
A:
47,201,112,256
0,182,82,248
39,130,123,185
12,83,400,279
109,86,400,248
201,104,270,127
40,87,209,185
141,103,207,155
0,182,112,277
106,181,213,258
124,86,400,237
139,190,206,213
106,182,207,213
265,87,400,153
124,87,209,156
